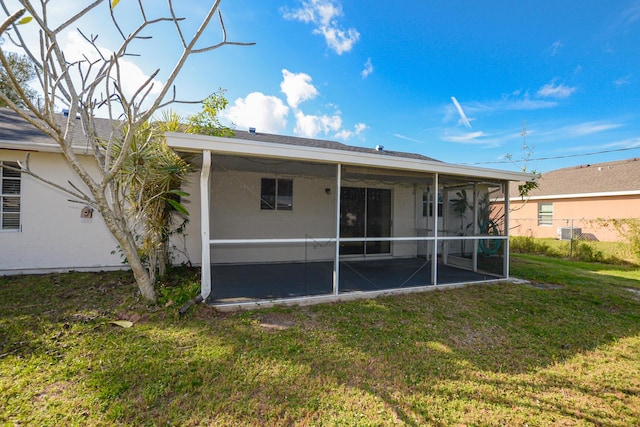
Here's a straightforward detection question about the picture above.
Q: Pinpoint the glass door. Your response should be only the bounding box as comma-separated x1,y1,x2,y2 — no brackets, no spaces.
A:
340,187,391,255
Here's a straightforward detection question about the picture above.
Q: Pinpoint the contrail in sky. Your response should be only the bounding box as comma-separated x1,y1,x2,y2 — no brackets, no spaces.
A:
451,96,472,129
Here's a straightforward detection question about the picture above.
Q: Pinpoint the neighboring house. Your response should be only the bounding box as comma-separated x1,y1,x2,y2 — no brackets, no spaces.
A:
1,107,532,307
509,158,640,241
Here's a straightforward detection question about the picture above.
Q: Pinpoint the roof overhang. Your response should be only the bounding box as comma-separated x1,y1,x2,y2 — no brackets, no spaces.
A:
166,132,533,182
510,190,640,201
0,140,91,155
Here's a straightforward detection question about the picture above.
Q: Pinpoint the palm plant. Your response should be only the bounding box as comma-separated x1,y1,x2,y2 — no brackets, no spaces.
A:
110,115,190,283
450,189,472,256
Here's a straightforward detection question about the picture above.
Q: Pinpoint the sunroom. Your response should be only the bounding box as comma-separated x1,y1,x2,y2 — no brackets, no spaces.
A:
167,131,530,309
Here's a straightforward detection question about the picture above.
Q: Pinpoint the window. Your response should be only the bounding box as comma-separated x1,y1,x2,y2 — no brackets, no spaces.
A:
538,202,553,226
423,192,442,217
1,161,21,230
260,178,293,211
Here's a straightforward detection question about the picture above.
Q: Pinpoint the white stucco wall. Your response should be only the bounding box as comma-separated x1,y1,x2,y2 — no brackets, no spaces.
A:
170,170,202,266
392,183,418,258
188,168,425,265
0,149,123,274
208,170,336,263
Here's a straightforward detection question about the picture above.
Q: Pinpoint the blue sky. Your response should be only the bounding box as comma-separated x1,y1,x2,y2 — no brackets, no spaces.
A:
6,0,640,172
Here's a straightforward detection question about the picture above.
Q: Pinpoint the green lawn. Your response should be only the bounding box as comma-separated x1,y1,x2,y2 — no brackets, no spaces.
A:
1,256,639,426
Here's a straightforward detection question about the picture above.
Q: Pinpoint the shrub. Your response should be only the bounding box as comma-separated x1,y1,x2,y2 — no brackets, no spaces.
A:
156,266,201,306
510,236,558,256
571,241,604,263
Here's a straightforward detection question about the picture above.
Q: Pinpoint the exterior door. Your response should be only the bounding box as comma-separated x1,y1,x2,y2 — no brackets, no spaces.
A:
340,187,391,255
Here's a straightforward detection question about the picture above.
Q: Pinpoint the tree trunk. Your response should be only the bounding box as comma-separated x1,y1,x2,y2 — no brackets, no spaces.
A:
97,198,157,302
122,239,157,302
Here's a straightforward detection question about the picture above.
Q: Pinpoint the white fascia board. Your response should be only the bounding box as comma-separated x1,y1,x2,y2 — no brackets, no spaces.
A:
510,190,640,201
0,140,91,155
166,132,532,182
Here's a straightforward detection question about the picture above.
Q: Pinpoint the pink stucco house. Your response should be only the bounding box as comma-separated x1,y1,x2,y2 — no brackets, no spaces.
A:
509,158,640,242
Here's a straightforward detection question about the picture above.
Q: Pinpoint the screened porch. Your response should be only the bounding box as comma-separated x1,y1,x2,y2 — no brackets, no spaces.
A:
202,152,510,306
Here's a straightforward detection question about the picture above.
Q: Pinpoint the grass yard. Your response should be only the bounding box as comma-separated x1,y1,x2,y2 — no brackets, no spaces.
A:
1,256,640,426
510,236,637,265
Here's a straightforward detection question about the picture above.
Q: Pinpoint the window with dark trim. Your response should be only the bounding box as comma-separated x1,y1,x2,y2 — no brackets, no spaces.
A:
1,161,21,231
260,178,293,211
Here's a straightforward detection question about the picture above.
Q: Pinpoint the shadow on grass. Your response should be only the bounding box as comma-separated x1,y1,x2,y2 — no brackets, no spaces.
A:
1,258,639,425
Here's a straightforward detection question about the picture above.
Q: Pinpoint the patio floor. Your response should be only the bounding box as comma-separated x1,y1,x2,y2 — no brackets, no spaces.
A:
208,257,499,303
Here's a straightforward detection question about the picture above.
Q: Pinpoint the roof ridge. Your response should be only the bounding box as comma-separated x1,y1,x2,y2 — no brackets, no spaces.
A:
557,157,640,172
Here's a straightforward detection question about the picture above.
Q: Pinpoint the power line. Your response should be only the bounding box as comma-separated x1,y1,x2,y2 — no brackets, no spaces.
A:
460,145,640,166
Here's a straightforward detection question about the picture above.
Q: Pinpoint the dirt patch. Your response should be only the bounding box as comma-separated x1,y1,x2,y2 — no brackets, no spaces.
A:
625,288,640,300
449,323,507,351
34,381,74,402
525,282,564,290
257,313,298,331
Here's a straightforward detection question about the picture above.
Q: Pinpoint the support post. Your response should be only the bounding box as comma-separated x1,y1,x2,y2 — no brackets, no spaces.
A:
200,150,212,300
432,173,439,285
333,164,342,295
503,180,510,278
472,182,478,272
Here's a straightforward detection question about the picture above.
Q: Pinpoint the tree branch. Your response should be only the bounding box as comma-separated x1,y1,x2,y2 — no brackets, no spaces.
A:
0,8,25,35
4,153,95,204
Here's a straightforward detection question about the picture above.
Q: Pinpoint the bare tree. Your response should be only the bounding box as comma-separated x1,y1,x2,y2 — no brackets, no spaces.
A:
0,43,38,107
0,1,253,302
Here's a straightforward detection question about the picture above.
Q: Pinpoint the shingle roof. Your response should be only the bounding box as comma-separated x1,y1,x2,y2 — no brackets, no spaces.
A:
511,158,640,197
230,129,441,162
0,108,441,163
0,107,116,147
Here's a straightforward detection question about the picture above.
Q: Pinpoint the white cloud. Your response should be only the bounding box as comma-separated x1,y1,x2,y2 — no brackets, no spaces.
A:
560,121,623,137
294,110,342,138
354,122,367,134
225,92,289,134
8,30,164,115
334,122,368,140
443,131,487,144
548,40,563,56
361,58,373,79
614,75,632,87
394,133,425,144
64,32,164,104
228,69,365,141
316,25,360,55
498,97,559,110
614,4,640,30
451,96,472,129
442,91,558,126
489,91,558,111
334,129,352,139
280,69,318,109
606,137,640,148
282,0,360,55
537,80,577,99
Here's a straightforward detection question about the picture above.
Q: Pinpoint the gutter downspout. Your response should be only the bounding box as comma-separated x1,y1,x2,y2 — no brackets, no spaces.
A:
334,164,341,295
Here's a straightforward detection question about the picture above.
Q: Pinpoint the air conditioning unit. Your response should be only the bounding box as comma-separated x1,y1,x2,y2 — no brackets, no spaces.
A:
559,227,581,240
